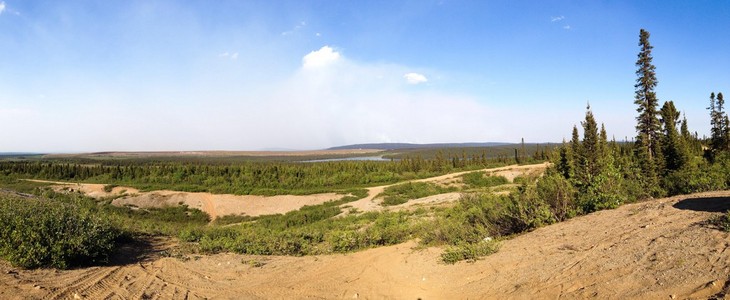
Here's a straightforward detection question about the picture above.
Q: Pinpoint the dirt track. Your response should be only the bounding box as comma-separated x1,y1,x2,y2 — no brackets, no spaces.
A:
2,190,730,299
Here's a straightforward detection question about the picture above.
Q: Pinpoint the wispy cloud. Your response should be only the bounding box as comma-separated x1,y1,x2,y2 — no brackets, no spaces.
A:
0,1,6,15
563,25,571,30
281,21,307,36
551,15,565,22
218,52,239,60
404,72,428,84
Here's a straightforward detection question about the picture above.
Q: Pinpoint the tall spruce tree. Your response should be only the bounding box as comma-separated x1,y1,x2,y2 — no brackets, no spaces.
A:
708,92,729,153
659,101,687,173
716,93,730,151
580,105,600,182
570,125,582,181
557,139,573,179
633,29,661,187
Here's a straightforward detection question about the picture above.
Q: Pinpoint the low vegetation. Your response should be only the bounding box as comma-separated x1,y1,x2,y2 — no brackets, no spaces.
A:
0,192,119,269
0,177,212,269
461,171,509,189
378,182,457,206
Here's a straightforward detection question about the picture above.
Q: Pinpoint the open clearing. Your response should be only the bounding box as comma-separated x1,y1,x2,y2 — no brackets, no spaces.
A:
1,190,729,299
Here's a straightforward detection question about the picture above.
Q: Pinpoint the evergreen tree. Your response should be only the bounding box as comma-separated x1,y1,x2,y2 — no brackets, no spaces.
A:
556,139,573,179
659,101,687,173
599,123,608,160
725,114,730,151
570,125,582,183
680,115,691,142
579,105,600,182
708,92,729,154
717,93,730,151
633,29,661,191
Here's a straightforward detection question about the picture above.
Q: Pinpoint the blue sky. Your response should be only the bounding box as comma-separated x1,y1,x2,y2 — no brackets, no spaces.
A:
1,1,729,152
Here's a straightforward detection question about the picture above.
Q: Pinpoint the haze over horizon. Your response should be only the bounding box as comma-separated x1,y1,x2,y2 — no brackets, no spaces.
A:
1,1,729,152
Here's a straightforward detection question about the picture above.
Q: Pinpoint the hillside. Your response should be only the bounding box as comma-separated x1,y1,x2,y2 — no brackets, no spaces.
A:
2,190,729,299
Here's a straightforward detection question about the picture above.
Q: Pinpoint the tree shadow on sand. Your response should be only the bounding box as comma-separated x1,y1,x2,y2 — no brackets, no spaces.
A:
103,235,177,267
673,196,730,213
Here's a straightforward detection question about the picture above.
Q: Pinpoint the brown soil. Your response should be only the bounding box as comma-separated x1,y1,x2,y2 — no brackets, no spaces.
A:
2,190,730,299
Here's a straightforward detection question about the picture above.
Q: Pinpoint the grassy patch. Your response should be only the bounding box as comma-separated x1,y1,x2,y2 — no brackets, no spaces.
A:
379,182,457,206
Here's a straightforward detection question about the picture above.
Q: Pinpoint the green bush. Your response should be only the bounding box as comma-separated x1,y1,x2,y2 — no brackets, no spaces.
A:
212,214,255,226
461,172,509,189
103,184,118,193
536,171,577,221
441,240,499,264
663,158,729,196
0,194,119,269
379,182,456,206
505,186,555,233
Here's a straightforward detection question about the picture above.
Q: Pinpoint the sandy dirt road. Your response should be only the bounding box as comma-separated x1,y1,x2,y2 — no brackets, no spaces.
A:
3,190,729,299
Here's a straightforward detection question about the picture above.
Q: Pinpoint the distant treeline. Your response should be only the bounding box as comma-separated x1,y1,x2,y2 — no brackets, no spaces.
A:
0,151,544,195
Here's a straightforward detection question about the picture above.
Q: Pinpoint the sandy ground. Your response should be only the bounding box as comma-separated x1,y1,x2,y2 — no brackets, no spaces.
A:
27,179,342,220
113,191,342,219
2,190,730,299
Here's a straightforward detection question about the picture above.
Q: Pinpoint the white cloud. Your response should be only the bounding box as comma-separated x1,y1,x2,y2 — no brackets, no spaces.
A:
218,52,238,60
563,25,571,30
0,2,6,15
404,72,428,84
551,16,564,22
302,46,340,69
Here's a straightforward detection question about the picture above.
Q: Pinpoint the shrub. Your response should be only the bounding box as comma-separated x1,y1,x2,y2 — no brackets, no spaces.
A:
103,184,118,193
663,158,728,196
212,214,255,226
505,186,555,233
461,172,509,189
0,194,119,269
441,240,499,264
710,211,730,232
536,171,577,221
379,182,456,206
178,227,206,242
